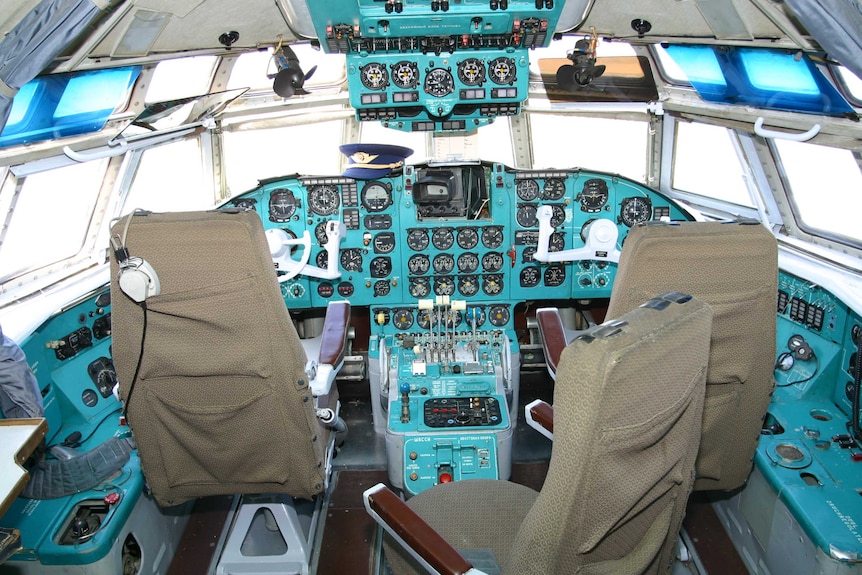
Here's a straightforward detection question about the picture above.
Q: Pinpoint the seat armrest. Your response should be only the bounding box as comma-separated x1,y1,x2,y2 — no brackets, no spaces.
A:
308,300,351,397
363,483,488,575
536,308,567,380
319,300,351,367
525,399,554,441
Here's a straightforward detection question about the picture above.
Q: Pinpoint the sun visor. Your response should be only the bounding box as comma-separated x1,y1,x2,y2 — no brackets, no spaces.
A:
664,45,857,118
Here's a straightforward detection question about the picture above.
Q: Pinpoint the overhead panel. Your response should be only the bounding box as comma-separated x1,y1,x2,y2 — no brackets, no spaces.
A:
304,0,568,132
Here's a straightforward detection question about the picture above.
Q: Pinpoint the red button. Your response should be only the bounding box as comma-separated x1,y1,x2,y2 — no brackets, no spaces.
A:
104,492,121,505
439,473,453,483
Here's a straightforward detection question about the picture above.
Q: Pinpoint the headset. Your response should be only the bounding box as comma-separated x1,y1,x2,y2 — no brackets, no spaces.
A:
775,333,818,386
112,211,160,303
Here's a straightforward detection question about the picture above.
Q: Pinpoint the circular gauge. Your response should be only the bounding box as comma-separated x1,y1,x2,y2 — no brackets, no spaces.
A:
337,281,354,297
544,265,566,287
456,227,479,249
458,275,479,297
424,67,455,97
580,219,596,243
408,253,431,275
370,256,392,278
269,189,298,222
549,205,566,227
488,57,516,85
434,276,455,296
373,232,396,254
407,228,429,251
433,253,455,274
457,58,486,86
340,248,363,272
232,197,257,211
314,222,329,245
432,227,454,250
282,282,305,299
482,274,503,296
481,226,504,248
482,252,504,272
579,178,609,213
82,388,98,408
391,61,419,89
522,246,537,263
520,266,541,287
619,196,653,227
373,280,391,297
315,250,329,268
393,308,414,330
318,282,334,298
489,304,510,327
549,232,566,252
409,277,431,298
516,204,538,228
417,309,435,329
457,252,479,273
542,178,566,200
309,184,340,216
517,179,539,201
465,306,486,328
360,62,389,90
361,181,392,212
443,310,463,329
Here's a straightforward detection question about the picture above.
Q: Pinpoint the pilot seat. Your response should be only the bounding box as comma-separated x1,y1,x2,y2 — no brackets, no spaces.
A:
109,208,350,575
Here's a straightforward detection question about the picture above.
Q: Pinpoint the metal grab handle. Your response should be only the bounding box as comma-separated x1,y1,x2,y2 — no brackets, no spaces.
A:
754,117,820,142
63,138,128,162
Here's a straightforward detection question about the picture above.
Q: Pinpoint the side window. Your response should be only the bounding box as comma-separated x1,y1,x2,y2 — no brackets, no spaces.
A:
0,160,106,280
122,139,212,214
672,122,754,207
530,114,648,183
222,120,344,195
775,139,862,246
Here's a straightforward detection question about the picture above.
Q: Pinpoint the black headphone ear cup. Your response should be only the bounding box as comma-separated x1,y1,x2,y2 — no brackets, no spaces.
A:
788,334,805,352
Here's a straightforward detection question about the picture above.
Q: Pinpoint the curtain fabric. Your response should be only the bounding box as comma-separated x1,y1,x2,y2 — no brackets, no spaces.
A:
0,0,107,132
785,0,862,81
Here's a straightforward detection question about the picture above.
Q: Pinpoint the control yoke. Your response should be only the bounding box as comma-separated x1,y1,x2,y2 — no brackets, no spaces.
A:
266,220,345,281
533,204,621,264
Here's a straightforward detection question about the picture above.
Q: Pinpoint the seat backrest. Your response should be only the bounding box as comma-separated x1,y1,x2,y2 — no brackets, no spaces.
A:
606,220,777,491
110,209,326,506
509,293,711,575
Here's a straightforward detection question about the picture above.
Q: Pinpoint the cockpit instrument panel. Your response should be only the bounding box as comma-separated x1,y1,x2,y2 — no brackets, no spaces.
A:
224,161,693,318
304,1,568,131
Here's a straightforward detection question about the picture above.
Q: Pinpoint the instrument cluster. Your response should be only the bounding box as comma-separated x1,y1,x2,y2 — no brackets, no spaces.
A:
227,162,692,332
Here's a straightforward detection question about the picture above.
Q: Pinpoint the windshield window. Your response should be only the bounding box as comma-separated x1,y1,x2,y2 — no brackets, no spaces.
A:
775,139,862,246
0,160,106,280
227,43,346,93
530,114,648,182
223,120,344,195
145,56,219,104
672,122,754,207
122,139,213,214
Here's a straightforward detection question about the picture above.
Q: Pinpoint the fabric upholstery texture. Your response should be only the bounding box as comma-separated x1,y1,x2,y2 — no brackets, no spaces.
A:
606,221,777,491
386,294,712,575
110,209,326,506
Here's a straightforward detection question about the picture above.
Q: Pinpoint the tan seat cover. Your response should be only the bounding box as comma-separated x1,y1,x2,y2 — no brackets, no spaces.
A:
607,220,777,491
110,209,326,506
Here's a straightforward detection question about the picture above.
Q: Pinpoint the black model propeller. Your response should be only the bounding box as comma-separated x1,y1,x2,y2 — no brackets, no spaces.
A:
271,38,317,98
556,35,606,91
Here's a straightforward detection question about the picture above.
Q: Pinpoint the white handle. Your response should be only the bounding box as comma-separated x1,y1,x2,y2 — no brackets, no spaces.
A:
63,138,128,162
754,117,820,142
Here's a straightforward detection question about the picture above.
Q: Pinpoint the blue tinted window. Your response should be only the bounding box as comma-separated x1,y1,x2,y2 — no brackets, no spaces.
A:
0,66,141,148
738,49,819,94
664,46,853,117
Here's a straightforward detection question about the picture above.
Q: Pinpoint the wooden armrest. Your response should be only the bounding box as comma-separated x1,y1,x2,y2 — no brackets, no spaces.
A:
318,301,350,367
363,484,475,575
525,399,554,441
536,308,567,377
